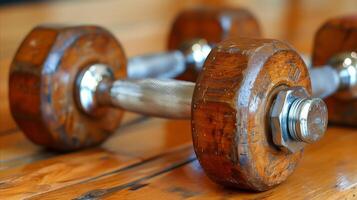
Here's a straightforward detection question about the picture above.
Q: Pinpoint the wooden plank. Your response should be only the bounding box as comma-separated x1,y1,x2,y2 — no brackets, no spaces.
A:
100,126,357,199
27,145,194,200
26,126,357,200
0,113,146,170
0,130,46,170
0,118,192,199
0,148,135,199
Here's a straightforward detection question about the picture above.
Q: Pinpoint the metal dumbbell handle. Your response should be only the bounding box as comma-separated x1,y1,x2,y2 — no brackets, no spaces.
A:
98,78,194,119
78,64,192,119
309,66,341,98
309,52,357,98
127,46,356,100
128,51,187,79
127,39,212,79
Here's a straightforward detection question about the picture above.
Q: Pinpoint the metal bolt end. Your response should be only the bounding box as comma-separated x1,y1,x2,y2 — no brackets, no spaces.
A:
270,87,328,153
76,64,114,117
179,39,212,71
329,51,357,89
288,98,328,144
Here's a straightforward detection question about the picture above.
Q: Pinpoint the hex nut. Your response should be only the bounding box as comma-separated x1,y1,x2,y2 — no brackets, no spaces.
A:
270,87,309,153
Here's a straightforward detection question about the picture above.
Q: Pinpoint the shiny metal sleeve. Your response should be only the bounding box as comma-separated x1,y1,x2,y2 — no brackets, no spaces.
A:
127,51,186,79
108,79,194,119
309,65,340,98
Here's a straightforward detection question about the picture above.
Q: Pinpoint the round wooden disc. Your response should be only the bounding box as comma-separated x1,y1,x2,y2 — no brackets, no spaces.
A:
312,16,357,126
192,38,311,191
9,26,127,151
167,7,261,81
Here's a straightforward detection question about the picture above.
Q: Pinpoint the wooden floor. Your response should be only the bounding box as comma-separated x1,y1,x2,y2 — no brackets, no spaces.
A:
1,0,357,199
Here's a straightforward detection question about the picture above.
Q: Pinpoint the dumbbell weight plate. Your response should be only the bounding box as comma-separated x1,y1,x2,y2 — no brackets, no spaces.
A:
312,16,357,126
9,26,126,150
168,7,261,81
192,38,311,191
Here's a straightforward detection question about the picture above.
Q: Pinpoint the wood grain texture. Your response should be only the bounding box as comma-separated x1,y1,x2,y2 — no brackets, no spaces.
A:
25,145,195,200
168,7,261,81
0,112,143,171
98,127,357,200
0,118,192,199
1,123,356,199
312,15,357,126
192,38,311,191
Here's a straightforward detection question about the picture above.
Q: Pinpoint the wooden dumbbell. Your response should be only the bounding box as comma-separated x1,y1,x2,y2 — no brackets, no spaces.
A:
9,7,260,151
311,15,357,126
128,7,261,81
9,22,328,192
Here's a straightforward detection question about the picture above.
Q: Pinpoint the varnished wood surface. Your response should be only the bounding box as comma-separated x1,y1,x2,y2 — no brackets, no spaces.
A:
1,116,357,199
1,0,357,199
9,25,127,150
192,38,312,191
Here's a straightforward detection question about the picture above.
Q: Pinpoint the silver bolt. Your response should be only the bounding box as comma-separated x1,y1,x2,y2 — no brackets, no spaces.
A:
288,98,328,144
179,39,212,71
329,51,357,89
270,87,328,153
